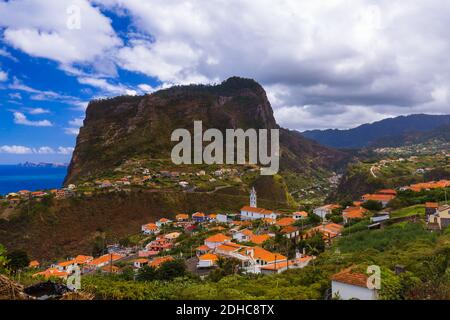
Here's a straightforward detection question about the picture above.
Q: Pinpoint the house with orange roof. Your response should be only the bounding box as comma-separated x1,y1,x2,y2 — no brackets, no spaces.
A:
192,212,206,223
343,207,368,223
33,268,68,280
331,268,378,300
240,206,279,221
292,211,308,220
205,233,231,249
232,229,254,242
196,245,211,255
313,204,341,220
197,253,219,268
164,232,182,241
149,256,174,268
241,246,287,273
74,255,94,265
156,218,173,228
276,217,296,227
175,213,189,222
54,259,77,274
425,202,439,216
87,253,123,270
280,225,301,239
101,265,121,274
133,258,149,269
146,237,174,252
260,255,315,274
29,260,40,268
141,222,160,235
377,189,397,196
308,223,344,242
207,213,218,222
361,194,395,207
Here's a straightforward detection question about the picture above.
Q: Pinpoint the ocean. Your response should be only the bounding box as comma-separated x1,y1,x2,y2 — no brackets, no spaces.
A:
0,165,68,196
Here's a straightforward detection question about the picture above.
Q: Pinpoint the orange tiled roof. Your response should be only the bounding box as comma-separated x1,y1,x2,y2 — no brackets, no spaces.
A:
205,233,231,243
250,234,271,244
377,189,397,195
196,245,210,251
159,218,171,223
425,202,439,208
143,223,158,230
33,268,68,279
149,256,174,268
199,253,218,261
243,246,286,263
293,211,308,217
280,226,298,234
74,255,93,264
276,217,296,227
362,194,395,202
192,212,205,217
331,268,369,288
343,206,367,219
217,242,243,252
58,259,76,267
88,253,123,266
240,206,274,215
176,213,189,220
133,258,149,264
29,260,40,268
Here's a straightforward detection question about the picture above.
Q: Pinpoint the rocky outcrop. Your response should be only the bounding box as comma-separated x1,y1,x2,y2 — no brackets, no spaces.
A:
65,77,348,184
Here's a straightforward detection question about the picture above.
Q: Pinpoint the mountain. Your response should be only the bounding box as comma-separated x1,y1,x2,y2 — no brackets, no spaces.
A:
369,123,450,148
65,77,348,185
301,114,450,149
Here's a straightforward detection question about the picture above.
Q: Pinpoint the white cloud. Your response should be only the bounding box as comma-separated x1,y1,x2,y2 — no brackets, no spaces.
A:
26,108,50,115
64,128,80,136
0,145,74,155
57,147,75,155
0,0,121,67
0,145,33,154
78,77,137,96
13,112,53,127
0,69,7,82
68,117,84,127
97,0,450,129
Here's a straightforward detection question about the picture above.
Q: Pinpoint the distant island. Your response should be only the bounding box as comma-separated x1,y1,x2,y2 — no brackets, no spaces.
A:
18,162,69,168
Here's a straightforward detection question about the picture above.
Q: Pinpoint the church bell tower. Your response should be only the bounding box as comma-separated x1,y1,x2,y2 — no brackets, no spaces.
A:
250,187,257,208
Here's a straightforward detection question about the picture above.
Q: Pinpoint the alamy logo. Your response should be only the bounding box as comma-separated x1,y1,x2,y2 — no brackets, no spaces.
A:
171,121,280,175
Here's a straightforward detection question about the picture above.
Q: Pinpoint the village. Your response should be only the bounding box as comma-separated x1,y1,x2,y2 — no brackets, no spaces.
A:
14,175,449,300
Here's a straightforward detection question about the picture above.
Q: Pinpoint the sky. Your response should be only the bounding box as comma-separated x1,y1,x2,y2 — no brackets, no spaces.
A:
0,0,449,164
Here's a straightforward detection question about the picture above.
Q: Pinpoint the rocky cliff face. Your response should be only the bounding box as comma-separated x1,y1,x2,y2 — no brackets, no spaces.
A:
65,77,347,184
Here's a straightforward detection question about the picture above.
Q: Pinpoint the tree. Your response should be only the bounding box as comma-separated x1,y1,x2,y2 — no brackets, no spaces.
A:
208,257,241,282
6,250,29,273
157,259,187,281
137,265,158,282
0,244,8,273
362,200,383,211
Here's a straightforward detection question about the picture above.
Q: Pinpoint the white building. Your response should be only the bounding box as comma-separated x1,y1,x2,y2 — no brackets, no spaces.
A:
331,269,378,300
313,204,340,220
240,188,279,220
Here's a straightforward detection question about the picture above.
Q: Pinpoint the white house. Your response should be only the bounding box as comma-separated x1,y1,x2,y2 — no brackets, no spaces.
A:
204,233,231,249
141,223,159,235
216,214,228,224
240,188,279,221
197,253,218,268
331,268,378,300
232,229,254,242
156,218,172,228
313,204,340,220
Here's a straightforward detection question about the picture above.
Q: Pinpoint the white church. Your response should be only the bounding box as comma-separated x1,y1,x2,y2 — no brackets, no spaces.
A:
240,187,279,221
